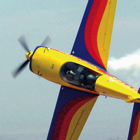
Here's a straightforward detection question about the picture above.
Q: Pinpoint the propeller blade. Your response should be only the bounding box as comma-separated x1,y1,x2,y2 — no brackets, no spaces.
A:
18,35,30,52
41,36,51,46
12,60,29,78
13,35,51,78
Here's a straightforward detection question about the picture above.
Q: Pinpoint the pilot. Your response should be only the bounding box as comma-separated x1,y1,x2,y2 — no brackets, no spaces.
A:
79,73,97,90
85,74,97,90
86,74,96,84
66,70,76,81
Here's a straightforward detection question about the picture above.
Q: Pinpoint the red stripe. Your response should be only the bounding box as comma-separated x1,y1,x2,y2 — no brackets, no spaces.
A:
129,111,140,139
85,0,108,68
52,96,95,140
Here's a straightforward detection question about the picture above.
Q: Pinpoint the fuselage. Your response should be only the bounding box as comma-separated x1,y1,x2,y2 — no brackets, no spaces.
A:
28,46,140,103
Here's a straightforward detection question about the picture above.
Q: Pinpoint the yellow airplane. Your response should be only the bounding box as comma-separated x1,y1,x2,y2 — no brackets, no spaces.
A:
13,0,140,140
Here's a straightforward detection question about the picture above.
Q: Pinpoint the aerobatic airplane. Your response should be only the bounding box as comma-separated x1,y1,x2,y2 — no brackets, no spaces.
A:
13,0,140,139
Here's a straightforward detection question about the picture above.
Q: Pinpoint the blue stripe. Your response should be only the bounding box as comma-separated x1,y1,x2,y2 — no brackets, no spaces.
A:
71,0,105,70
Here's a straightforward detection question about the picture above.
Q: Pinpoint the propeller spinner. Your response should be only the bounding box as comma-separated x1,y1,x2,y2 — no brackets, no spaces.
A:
12,35,51,78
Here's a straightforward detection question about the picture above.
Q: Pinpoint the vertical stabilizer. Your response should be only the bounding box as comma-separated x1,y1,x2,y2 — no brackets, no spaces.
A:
128,88,140,140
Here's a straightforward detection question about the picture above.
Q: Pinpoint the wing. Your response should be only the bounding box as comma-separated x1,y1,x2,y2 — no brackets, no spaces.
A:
128,103,140,140
47,0,117,139
71,0,117,70
47,86,98,140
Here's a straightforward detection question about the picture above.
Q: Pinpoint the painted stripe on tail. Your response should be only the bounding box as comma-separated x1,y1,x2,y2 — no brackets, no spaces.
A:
128,88,140,140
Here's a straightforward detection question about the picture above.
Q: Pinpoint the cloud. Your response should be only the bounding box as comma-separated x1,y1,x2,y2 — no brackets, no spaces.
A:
108,50,140,88
108,50,140,70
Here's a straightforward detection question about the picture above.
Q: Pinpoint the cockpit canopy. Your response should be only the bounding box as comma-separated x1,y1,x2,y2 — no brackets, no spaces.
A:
60,62,99,91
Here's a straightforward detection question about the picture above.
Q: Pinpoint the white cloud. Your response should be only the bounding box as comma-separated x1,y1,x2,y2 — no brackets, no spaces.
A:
108,50,140,88
108,50,140,70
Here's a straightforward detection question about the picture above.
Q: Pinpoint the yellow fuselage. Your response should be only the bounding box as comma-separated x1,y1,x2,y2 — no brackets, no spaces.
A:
29,47,140,103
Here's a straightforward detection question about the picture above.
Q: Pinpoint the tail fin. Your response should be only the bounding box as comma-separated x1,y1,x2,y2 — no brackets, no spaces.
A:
128,89,140,140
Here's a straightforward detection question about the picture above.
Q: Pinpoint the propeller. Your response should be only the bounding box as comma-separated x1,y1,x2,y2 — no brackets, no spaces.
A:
12,35,31,78
41,36,51,46
12,60,29,78
12,35,51,78
18,35,30,52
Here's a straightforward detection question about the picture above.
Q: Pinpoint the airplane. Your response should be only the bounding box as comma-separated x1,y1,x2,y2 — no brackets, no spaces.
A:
13,0,140,140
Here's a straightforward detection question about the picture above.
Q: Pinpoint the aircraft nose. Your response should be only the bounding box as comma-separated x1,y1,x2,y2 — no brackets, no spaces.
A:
26,52,33,60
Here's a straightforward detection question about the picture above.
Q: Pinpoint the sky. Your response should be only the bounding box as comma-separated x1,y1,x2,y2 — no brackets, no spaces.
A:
0,0,140,140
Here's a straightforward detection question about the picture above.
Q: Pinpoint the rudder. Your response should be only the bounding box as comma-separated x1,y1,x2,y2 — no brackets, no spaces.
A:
128,88,140,140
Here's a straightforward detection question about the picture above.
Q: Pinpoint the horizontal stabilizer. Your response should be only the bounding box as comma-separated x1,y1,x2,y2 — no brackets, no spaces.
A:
125,97,140,103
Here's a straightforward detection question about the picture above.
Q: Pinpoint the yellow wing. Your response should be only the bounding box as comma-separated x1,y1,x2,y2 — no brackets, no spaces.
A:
97,0,117,68
47,87,98,140
72,0,117,69
66,95,98,140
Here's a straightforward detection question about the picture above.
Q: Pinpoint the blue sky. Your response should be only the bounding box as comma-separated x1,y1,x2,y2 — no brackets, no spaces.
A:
0,0,140,140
